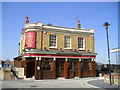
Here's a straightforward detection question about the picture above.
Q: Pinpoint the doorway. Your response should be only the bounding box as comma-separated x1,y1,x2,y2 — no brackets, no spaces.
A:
56,59,65,77
26,59,35,78
74,60,79,77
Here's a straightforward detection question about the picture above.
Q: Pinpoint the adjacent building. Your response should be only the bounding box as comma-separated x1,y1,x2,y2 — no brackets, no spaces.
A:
14,17,97,79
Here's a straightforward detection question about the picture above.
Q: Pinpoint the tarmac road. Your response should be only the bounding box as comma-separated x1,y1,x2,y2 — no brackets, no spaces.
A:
1,77,118,89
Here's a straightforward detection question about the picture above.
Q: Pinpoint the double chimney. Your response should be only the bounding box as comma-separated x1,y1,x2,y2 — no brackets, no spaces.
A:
24,16,81,29
25,16,29,24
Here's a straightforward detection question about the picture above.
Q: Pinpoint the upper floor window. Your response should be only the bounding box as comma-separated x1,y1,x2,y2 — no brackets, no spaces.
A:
49,35,56,48
78,37,84,49
64,36,71,49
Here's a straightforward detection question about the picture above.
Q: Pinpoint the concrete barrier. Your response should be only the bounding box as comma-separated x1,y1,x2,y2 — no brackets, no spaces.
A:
104,73,120,85
15,68,24,79
0,68,15,80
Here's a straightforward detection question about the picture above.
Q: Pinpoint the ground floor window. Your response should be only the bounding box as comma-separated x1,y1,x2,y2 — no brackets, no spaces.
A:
41,58,52,70
59,61,64,70
74,60,78,69
68,59,73,70
81,59,91,71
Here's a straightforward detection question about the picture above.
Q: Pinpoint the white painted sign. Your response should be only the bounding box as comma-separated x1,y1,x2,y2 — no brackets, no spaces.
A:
109,48,120,53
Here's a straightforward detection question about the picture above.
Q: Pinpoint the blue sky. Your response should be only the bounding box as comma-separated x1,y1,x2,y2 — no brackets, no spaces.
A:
2,2,118,64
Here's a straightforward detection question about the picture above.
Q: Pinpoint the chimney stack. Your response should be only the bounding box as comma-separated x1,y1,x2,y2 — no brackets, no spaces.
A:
77,20,81,29
25,16,29,24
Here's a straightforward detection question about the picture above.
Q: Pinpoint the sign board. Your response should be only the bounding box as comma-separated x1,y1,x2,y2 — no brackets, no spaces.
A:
109,48,120,53
25,31,36,49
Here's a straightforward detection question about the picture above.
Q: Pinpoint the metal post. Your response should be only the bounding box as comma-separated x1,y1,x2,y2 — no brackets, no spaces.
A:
116,52,117,64
103,22,112,85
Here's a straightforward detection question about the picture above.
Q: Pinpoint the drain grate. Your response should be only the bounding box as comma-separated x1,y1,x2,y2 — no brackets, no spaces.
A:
30,85,37,87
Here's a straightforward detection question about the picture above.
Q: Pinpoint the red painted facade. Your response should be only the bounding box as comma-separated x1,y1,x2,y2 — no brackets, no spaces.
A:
24,54,96,58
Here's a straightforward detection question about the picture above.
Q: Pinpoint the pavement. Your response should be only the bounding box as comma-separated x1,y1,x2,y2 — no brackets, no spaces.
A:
1,77,120,90
85,77,120,90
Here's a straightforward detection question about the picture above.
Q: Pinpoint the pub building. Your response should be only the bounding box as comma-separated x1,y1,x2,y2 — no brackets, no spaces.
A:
14,17,97,80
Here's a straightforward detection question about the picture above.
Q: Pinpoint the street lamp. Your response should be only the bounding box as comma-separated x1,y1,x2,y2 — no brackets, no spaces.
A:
103,22,112,85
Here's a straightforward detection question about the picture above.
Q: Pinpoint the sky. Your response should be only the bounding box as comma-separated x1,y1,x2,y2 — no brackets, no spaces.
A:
1,2,119,64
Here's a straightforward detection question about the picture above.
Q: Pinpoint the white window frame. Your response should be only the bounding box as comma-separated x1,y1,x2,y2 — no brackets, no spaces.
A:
78,37,85,50
49,34,57,48
64,36,71,49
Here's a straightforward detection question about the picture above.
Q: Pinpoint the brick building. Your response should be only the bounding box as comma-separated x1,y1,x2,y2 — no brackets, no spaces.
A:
14,17,97,79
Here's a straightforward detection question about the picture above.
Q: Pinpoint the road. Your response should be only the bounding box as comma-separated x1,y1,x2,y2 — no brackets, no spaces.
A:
2,77,103,89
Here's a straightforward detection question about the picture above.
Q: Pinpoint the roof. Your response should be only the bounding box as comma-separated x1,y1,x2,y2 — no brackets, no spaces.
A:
24,22,94,34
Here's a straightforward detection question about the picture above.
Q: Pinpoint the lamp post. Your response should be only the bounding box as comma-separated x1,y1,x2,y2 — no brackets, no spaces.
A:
103,22,112,85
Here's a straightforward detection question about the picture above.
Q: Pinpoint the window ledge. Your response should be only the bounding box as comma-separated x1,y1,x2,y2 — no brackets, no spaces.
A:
49,47,57,49
64,48,72,50
78,48,85,50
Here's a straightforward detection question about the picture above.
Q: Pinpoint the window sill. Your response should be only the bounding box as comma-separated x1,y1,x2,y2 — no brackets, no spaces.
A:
64,48,72,50
78,48,85,50
49,47,57,49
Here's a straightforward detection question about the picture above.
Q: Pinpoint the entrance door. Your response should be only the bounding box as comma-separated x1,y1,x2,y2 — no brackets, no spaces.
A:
74,60,78,77
26,60,35,78
56,59,65,77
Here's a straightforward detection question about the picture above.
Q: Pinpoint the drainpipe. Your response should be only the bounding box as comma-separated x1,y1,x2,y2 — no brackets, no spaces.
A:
41,30,43,50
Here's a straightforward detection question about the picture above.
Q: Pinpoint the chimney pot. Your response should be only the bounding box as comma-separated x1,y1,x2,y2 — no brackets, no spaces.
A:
26,16,28,20
77,20,81,29
25,16,29,24
78,20,80,24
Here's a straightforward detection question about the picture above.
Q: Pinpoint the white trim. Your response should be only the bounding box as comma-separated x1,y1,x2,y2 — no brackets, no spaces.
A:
78,48,85,50
65,58,68,61
36,57,39,60
23,56,95,59
64,48,72,50
39,57,41,60
20,34,24,41
79,58,81,61
49,46,57,49
53,57,56,61
25,29,40,32
92,58,94,61
25,25,94,34
43,25,94,33
24,29,94,37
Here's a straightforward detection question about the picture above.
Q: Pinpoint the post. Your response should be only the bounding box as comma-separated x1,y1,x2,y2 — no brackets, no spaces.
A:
64,58,68,79
103,22,112,85
35,57,38,79
52,58,56,79
78,58,81,78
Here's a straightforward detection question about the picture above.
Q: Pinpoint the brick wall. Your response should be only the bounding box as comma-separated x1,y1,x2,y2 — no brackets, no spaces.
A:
14,60,23,68
36,31,94,52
